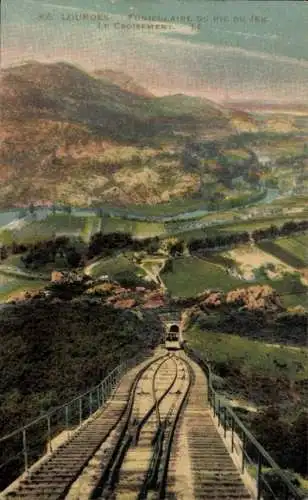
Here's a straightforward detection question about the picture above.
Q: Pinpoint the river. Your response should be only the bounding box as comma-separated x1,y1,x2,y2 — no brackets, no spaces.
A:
0,189,282,228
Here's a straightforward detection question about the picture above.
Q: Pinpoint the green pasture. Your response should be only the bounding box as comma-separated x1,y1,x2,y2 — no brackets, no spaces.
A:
161,254,307,308
0,274,45,301
0,214,88,245
268,195,308,209
161,256,242,297
80,216,101,242
86,253,144,280
258,237,307,269
185,326,308,381
171,215,308,242
216,214,308,234
101,217,165,238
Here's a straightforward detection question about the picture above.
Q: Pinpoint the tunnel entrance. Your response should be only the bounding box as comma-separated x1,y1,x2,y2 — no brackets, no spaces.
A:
166,324,180,341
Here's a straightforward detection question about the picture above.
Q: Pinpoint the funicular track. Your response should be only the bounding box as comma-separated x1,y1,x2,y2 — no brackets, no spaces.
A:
2,345,303,500
91,353,192,499
2,353,192,500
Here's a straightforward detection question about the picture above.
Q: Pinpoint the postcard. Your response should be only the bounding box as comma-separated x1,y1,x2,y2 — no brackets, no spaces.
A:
0,1,307,498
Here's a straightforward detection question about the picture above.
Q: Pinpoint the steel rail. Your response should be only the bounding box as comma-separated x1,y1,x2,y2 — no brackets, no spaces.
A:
137,355,191,499
184,343,305,500
2,354,167,499
156,355,193,499
90,354,171,499
99,354,179,495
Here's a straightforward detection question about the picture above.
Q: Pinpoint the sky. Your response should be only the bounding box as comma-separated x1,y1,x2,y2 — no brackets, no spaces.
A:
1,0,308,103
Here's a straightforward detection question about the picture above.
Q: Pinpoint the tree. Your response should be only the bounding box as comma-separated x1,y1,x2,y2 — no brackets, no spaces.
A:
95,208,104,218
0,246,8,261
261,470,300,500
66,248,82,268
28,203,36,219
64,205,72,215
159,237,181,256
290,410,308,474
88,232,133,258
18,208,27,219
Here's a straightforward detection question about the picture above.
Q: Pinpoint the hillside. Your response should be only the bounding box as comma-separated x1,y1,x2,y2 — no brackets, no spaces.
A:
1,61,306,209
0,61,234,208
0,296,163,436
92,69,154,98
0,61,229,138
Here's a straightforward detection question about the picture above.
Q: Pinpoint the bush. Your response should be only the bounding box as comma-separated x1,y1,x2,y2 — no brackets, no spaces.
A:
261,470,300,500
113,270,152,289
0,298,163,487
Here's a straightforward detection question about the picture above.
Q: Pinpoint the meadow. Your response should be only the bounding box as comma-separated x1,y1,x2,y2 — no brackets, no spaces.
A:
0,214,88,246
258,235,307,269
0,274,45,301
161,256,242,296
161,254,307,309
171,213,308,242
86,253,145,281
0,213,166,247
101,217,165,238
185,326,308,383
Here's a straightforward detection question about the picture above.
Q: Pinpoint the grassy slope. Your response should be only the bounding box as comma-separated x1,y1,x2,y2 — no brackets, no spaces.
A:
257,240,307,269
3,215,88,245
86,253,144,280
258,235,307,266
171,214,308,242
0,276,45,301
0,214,165,246
161,256,242,296
185,326,308,382
161,254,307,308
102,217,165,238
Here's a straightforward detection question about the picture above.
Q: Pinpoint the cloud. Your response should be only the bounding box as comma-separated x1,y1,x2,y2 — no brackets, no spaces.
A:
213,28,280,40
2,1,308,103
145,33,308,69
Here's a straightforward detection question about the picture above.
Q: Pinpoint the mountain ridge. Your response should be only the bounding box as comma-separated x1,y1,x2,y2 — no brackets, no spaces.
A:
0,61,267,209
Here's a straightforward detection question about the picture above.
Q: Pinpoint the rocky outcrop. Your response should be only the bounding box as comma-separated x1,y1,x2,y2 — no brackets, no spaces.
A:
226,285,283,311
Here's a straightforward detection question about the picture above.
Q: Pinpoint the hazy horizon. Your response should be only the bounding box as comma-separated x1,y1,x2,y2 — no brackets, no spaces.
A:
2,0,308,104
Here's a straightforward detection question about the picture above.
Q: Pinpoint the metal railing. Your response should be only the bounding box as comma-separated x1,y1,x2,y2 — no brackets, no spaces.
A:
0,352,147,492
183,343,305,500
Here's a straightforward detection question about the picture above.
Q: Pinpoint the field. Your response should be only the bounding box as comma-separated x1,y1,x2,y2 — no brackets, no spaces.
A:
267,195,308,210
170,214,308,242
161,253,307,308
258,235,307,269
215,213,308,234
0,214,89,245
226,245,293,278
0,274,45,301
79,216,101,243
0,213,166,246
161,256,243,297
105,198,211,217
185,326,308,382
86,253,145,280
101,217,165,238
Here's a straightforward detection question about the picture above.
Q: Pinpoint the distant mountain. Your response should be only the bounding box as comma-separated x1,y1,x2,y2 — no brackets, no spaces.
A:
157,94,226,115
0,62,230,136
92,69,154,98
0,61,263,209
225,100,308,114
